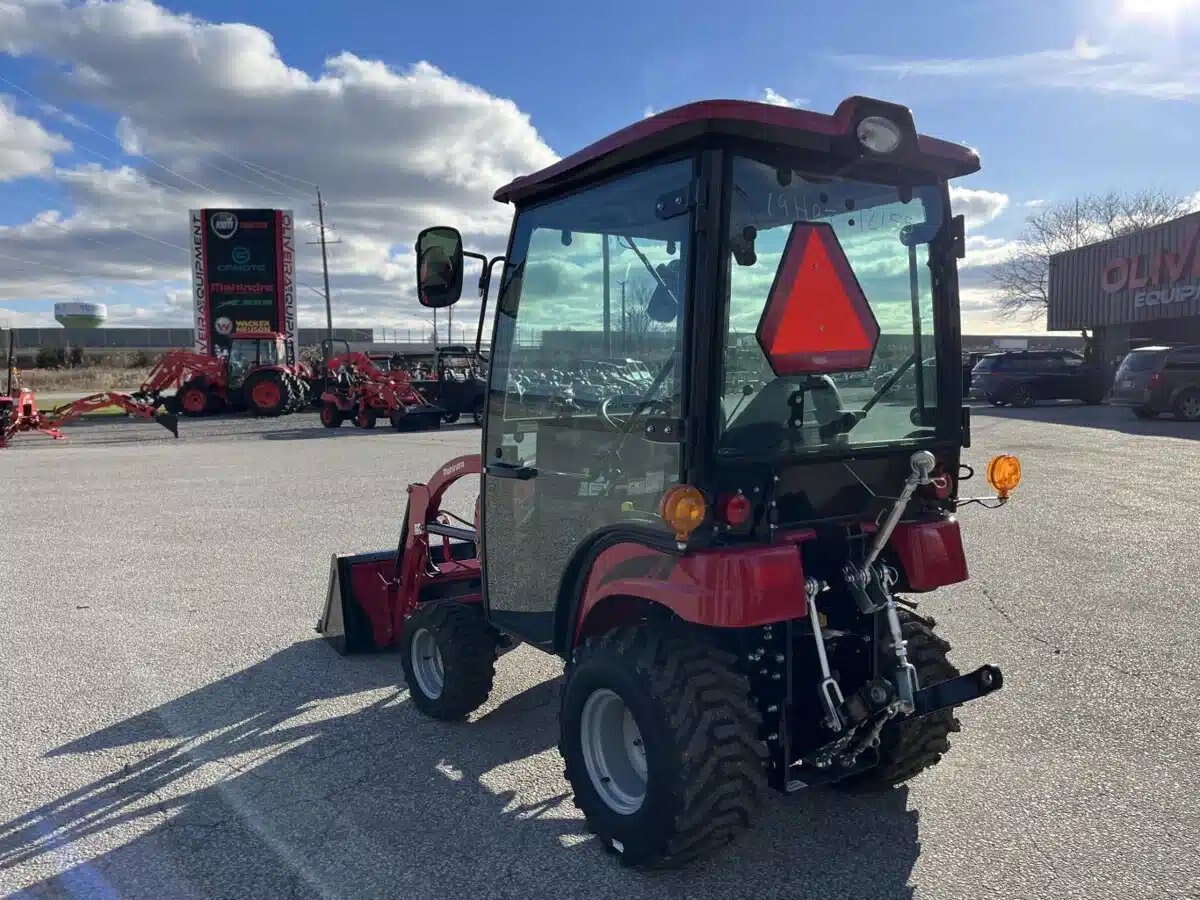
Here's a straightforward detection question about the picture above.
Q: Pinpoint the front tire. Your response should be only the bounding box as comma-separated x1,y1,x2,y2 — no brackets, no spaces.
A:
319,402,343,428
560,627,766,868
400,600,497,721
244,373,289,417
840,611,961,791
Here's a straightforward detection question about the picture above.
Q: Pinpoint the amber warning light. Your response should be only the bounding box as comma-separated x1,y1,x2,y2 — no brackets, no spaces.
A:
756,222,880,376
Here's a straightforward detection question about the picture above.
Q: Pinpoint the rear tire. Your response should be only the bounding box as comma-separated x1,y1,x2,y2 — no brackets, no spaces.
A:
472,398,485,427
1009,383,1035,408
355,410,377,429
839,611,961,791
400,600,497,721
560,627,767,868
1172,389,1200,421
443,412,460,424
244,373,289,417
985,394,1005,407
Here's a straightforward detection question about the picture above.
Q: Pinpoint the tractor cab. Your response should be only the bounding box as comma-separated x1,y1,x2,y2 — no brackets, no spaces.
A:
225,333,284,387
324,97,1023,868
417,97,989,645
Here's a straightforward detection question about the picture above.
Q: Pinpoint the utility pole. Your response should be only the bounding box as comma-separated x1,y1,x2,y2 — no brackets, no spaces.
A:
306,186,341,353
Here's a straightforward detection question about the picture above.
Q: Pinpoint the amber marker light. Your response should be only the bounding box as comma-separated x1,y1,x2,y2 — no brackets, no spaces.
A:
660,485,708,542
986,454,1022,500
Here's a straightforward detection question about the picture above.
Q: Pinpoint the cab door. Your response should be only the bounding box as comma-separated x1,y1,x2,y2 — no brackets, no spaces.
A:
480,160,693,648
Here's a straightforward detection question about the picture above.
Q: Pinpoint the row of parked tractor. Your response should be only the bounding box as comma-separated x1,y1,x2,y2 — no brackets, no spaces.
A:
0,331,490,449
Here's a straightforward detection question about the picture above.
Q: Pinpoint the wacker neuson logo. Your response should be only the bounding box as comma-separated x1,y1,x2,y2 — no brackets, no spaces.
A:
210,211,239,239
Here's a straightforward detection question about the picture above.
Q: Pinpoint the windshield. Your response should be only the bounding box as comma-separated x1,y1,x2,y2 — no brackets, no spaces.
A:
719,155,947,458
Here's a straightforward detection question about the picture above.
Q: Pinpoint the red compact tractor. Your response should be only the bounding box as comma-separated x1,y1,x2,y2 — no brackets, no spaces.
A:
137,333,311,418
317,343,446,431
319,97,1024,867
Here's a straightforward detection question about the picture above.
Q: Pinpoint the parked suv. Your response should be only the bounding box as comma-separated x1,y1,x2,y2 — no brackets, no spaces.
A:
971,350,1107,408
1110,345,1200,420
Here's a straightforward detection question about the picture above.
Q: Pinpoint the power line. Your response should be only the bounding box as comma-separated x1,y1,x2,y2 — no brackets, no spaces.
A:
242,159,318,189
0,73,224,197
23,186,188,254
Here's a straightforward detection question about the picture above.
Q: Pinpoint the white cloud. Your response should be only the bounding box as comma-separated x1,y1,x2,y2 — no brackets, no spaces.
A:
761,88,807,108
1024,199,1046,208
0,95,70,180
959,234,1020,268
950,186,1010,228
0,0,558,326
833,38,1200,101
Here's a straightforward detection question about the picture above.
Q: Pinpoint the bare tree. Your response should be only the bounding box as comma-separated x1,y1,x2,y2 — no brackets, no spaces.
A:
621,280,668,352
991,189,1198,321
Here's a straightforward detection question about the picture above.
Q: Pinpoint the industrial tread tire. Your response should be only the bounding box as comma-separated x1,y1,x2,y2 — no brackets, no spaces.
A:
559,626,767,869
1172,389,1200,422
838,611,961,791
400,600,496,721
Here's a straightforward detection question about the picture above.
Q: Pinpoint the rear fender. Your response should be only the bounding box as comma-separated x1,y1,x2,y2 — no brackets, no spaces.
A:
560,531,816,654
888,518,968,592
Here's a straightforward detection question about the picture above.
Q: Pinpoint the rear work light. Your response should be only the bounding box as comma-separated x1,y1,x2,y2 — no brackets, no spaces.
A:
856,116,903,154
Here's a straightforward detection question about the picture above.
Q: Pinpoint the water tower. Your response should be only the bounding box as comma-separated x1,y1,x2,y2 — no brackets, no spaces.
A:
54,302,108,328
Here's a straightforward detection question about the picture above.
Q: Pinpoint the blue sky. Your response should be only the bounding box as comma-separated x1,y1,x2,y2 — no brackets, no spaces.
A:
0,0,1197,333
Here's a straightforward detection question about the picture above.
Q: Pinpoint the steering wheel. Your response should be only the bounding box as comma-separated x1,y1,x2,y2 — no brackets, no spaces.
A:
600,393,670,430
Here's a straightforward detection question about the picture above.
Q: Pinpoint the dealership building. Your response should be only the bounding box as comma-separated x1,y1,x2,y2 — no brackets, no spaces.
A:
1048,211,1200,364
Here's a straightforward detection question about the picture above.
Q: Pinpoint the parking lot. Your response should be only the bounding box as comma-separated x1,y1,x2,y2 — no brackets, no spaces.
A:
2,404,1198,900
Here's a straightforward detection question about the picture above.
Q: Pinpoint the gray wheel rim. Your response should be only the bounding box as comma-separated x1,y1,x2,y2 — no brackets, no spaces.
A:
411,628,444,699
1181,396,1200,420
580,688,647,815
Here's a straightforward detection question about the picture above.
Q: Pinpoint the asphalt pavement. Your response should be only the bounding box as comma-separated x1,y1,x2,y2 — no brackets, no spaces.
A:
2,403,1198,899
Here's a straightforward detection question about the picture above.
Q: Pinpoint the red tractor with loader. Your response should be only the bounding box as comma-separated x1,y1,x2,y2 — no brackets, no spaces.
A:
136,332,311,418
317,342,446,431
319,97,1023,867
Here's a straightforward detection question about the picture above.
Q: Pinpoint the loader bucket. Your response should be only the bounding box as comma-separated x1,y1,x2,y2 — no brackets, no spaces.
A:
317,550,399,655
156,412,179,438
399,405,446,431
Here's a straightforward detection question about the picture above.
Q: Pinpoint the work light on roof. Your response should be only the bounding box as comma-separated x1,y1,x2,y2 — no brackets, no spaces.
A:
856,116,903,154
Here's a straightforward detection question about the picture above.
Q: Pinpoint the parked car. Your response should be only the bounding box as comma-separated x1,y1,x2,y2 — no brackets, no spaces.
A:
1109,344,1200,421
962,351,988,397
971,350,1107,407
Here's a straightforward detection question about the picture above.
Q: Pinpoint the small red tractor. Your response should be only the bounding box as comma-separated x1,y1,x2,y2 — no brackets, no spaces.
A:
1,333,177,449
136,332,311,418
319,97,1023,867
317,342,445,431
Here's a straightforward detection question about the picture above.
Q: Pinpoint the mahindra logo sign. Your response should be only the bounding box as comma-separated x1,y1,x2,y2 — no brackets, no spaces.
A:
1102,223,1200,312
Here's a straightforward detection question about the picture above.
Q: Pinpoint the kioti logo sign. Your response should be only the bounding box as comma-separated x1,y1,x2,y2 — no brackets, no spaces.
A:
210,212,239,239
1102,223,1200,310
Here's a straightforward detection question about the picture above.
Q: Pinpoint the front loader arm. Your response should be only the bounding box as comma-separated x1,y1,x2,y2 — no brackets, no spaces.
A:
46,391,179,437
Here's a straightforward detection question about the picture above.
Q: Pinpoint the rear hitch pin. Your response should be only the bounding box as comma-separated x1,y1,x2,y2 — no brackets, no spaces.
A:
805,577,845,732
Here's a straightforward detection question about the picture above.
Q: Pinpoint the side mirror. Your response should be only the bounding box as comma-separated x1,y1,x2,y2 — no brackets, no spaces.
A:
416,226,464,308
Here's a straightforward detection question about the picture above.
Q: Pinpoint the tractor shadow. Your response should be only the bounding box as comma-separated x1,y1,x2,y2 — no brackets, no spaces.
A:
972,401,1200,441
2,640,921,900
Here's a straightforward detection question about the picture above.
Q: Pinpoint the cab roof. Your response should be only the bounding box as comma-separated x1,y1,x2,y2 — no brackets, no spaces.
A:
494,96,980,205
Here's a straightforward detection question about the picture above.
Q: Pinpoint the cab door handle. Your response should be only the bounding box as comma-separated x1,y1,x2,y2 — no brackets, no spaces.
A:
486,463,538,480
